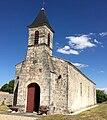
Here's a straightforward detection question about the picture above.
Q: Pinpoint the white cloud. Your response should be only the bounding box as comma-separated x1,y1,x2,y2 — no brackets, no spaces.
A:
89,33,95,36
56,33,104,55
57,46,79,55
63,46,70,50
72,62,89,69
55,42,60,45
94,39,102,44
55,42,60,48
104,88,107,94
99,70,104,73
94,39,99,44
97,88,107,94
66,35,96,49
99,32,107,37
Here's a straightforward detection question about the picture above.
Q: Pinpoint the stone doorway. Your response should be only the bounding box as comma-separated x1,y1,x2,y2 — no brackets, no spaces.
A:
26,83,40,113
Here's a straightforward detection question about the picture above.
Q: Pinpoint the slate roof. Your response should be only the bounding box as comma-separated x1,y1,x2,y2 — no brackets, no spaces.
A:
28,8,54,32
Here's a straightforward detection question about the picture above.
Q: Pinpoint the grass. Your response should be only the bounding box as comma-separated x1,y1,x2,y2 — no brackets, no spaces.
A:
0,104,10,113
37,103,107,120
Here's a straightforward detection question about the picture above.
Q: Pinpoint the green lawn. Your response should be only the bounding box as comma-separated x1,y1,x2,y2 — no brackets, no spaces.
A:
37,103,107,120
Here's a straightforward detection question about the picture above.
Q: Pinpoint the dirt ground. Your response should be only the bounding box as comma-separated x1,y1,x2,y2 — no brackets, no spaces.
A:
0,114,37,120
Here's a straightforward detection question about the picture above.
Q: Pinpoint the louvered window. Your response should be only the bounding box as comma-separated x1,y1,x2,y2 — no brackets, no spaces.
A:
48,33,50,47
34,31,39,45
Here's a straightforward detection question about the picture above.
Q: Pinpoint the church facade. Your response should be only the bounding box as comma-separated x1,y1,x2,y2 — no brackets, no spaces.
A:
13,8,96,114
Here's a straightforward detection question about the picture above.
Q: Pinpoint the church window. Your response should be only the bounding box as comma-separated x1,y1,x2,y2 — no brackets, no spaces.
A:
88,86,90,97
80,83,82,96
48,33,50,47
34,31,39,45
58,75,61,79
17,76,19,79
93,87,96,104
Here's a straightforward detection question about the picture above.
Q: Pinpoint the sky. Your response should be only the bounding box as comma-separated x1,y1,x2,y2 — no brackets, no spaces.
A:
0,0,107,90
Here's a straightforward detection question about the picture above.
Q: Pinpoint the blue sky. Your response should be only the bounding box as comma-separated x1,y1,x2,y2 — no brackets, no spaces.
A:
0,0,107,89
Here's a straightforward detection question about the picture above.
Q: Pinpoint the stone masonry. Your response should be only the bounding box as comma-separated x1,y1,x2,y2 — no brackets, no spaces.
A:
0,92,13,106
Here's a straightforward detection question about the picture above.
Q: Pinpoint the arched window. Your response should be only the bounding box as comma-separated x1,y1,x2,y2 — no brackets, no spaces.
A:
48,33,50,47
34,31,39,45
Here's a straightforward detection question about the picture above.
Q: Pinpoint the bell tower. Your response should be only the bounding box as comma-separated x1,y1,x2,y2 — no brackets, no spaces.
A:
28,8,54,55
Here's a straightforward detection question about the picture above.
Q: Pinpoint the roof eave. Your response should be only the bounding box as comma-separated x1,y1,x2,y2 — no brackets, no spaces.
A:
27,24,55,33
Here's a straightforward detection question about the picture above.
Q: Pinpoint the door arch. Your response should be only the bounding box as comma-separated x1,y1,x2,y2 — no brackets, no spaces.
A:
26,83,40,113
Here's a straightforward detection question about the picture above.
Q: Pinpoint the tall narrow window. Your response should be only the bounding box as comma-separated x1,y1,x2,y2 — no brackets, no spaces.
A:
48,33,50,47
34,31,39,45
88,86,90,98
80,83,82,96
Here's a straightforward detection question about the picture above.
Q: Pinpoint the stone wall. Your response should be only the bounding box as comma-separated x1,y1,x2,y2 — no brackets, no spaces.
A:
28,26,53,55
68,63,96,113
51,56,96,114
0,92,13,105
51,57,69,114
14,45,53,112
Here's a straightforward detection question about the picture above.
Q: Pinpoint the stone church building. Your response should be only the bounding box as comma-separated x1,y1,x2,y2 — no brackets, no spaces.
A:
13,8,96,114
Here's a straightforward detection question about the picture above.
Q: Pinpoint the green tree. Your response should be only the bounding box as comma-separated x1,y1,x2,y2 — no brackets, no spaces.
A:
0,80,14,94
8,80,14,93
0,84,9,92
96,89,107,103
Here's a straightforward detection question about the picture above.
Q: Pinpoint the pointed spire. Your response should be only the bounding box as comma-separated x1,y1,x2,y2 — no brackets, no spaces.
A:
28,8,54,32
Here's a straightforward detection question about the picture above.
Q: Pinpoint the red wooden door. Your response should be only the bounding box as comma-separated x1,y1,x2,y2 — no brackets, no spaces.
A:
26,85,35,112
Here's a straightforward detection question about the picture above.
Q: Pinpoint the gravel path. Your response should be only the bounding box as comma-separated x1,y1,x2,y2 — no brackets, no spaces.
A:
0,114,37,120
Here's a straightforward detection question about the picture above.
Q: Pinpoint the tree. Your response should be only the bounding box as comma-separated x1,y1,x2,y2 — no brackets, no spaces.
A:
0,84,9,92
96,89,107,103
0,80,14,94
8,80,14,93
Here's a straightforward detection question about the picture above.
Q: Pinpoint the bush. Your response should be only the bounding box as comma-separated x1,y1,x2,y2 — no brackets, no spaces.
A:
0,80,14,94
96,90,107,103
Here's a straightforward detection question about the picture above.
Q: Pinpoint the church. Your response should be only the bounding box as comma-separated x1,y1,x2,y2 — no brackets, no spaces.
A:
13,8,96,114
